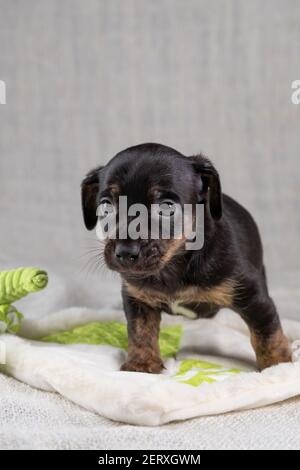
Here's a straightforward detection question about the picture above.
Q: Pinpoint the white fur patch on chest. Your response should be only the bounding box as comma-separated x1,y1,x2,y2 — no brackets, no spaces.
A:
170,301,197,319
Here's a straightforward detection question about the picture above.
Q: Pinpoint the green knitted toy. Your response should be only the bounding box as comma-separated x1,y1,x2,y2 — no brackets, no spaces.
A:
0,267,48,334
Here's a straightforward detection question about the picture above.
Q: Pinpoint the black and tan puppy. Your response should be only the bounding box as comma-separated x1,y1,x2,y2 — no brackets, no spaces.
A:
81,143,291,373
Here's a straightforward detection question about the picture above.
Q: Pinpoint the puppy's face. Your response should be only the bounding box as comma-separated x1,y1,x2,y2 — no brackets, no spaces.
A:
81,143,222,277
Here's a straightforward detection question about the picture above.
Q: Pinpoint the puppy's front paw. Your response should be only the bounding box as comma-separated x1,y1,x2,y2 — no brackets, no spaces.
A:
120,357,164,374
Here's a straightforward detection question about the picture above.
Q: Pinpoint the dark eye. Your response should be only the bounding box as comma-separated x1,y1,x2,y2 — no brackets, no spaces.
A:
158,200,177,217
98,198,114,216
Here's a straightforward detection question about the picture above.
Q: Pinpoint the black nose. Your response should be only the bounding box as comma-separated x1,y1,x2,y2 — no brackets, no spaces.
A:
115,242,140,263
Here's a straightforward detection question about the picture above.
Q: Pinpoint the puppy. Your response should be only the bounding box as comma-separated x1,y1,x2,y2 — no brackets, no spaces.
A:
81,143,291,373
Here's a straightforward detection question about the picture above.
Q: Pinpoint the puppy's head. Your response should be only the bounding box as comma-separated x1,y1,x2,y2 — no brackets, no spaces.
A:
81,143,222,276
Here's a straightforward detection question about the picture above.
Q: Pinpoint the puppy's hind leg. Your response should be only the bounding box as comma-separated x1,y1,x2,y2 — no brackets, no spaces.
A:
233,275,291,371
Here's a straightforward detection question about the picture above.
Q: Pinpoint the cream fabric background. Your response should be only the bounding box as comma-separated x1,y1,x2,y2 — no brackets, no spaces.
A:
0,0,299,278
0,0,300,449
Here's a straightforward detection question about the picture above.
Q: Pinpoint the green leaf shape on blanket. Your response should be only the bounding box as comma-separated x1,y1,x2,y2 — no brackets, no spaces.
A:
0,304,23,334
0,267,48,334
0,267,48,305
174,358,241,387
41,321,183,358
41,322,242,386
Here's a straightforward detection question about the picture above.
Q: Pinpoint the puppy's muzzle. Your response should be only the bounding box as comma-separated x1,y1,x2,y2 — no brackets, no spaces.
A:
115,241,140,266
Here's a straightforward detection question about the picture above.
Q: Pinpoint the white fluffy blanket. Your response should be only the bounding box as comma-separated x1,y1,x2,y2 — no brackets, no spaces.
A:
1,305,300,426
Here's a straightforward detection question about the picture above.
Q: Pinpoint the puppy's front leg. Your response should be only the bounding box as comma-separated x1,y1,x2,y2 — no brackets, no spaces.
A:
120,289,163,374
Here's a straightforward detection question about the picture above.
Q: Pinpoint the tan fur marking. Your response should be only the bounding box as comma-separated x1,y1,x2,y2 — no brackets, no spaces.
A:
161,238,186,265
176,282,235,308
126,283,165,309
121,310,163,373
126,280,236,310
251,327,292,370
108,183,120,195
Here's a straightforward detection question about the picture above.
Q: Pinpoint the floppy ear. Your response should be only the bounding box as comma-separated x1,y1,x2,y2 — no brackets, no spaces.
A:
81,166,103,230
190,154,222,220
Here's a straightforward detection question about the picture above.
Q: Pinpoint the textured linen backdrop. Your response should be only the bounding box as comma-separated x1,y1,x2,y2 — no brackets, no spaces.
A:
0,0,300,313
1,0,300,451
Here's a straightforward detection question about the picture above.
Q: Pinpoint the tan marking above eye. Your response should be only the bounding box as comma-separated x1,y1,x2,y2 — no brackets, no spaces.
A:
108,183,120,195
147,186,162,200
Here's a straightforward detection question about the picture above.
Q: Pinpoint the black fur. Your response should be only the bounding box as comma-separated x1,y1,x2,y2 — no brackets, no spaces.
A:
81,143,291,372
